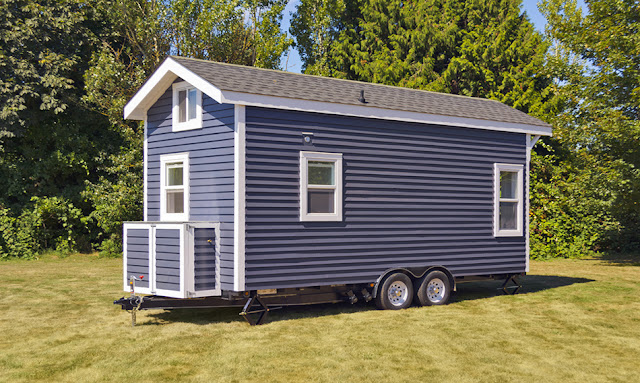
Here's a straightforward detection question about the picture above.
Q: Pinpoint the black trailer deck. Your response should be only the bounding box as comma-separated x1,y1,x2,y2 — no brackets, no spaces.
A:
115,274,522,326
114,284,370,326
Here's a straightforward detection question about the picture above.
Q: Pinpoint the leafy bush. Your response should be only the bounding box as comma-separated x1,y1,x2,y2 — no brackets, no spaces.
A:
530,141,625,259
84,143,143,257
0,207,37,259
19,197,91,255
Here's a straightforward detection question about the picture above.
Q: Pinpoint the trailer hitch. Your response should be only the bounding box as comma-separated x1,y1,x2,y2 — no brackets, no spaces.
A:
113,276,145,326
114,295,143,311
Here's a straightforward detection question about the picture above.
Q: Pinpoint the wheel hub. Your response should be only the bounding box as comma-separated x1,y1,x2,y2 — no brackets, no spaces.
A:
426,278,446,303
388,281,409,306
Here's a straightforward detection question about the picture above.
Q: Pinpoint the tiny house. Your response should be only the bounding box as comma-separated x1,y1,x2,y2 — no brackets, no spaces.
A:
118,56,551,320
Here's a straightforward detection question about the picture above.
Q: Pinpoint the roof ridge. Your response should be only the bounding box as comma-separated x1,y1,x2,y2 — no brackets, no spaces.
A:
169,55,507,106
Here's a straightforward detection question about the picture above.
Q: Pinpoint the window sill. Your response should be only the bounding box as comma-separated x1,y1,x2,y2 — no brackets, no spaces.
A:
494,230,523,237
161,213,189,222
300,213,342,222
172,121,202,132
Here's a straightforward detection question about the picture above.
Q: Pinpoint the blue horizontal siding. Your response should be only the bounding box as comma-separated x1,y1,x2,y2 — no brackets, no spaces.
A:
146,80,234,290
155,229,180,291
244,107,527,290
194,227,217,291
126,228,149,288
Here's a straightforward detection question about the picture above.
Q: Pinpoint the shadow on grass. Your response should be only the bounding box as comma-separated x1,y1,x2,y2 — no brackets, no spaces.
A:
596,252,640,267
142,302,374,326
451,274,594,303
140,274,594,326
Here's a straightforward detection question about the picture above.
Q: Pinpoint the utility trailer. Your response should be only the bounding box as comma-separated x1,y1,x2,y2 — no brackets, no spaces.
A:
114,56,551,325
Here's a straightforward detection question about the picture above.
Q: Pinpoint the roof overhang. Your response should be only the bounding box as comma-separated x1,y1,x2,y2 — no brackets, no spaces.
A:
220,91,552,136
124,58,552,136
124,57,223,120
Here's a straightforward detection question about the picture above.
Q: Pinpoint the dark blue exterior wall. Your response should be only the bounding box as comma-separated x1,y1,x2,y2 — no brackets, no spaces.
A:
146,81,234,290
244,107,527,290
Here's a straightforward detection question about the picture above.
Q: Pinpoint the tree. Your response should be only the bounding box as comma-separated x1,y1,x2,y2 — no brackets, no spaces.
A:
83,0,292,255
0,0,124,255
0,0,117,210
531,0,640,256
0,0,293,257
0,0,98,138
291,0,555,117
290,0,363,75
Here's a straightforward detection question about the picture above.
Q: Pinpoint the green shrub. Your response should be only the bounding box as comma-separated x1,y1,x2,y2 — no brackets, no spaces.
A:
0,207,37,259
83,142,143,258
19,197,91,255
97,234,123,258
529,142,623,259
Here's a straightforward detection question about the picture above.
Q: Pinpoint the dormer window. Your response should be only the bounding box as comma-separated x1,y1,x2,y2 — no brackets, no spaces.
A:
172,82,202,131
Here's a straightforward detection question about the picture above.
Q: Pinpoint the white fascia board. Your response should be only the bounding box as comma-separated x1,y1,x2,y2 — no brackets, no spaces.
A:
124,57,223,120
220,91,553,136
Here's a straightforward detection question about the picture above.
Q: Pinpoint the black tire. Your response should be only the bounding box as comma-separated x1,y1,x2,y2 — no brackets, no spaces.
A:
415,270,451,306
374,272,414,310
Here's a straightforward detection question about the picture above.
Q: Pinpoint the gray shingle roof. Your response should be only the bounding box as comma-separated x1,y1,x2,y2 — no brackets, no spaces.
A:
170,56,550,128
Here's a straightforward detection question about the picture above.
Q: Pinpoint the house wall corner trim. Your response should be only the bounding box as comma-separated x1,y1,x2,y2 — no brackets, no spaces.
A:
233,104,246,291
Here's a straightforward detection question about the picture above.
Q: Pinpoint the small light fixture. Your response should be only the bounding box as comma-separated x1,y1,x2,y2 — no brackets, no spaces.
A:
302,132,314,145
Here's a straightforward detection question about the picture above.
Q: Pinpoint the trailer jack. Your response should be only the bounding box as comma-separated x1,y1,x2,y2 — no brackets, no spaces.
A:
500,274,522,295
239,294,280,326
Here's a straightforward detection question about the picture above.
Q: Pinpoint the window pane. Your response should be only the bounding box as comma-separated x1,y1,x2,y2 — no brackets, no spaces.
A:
499,202,517,230
308,189,335,213
178,90,187,123
187,89,197,120
167,164,183,186
500,171,518,199
308,161,334,185
167,190,184,214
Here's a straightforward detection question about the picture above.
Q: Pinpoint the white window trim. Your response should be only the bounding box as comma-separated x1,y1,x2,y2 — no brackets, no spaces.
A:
494,163,524,237
172,81,203,132
300,151,343,222
160,153,190,222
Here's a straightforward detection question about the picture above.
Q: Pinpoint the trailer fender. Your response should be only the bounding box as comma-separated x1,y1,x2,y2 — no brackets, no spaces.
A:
372,266,456,299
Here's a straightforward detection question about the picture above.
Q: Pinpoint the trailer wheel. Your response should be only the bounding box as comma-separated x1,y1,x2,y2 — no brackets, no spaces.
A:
415,270,451,306
374,273,414,310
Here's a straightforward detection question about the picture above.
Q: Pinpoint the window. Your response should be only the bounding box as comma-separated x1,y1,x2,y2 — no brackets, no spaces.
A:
300,152,343,222
160,153,189,221
172,82,202,131
494,163,523,236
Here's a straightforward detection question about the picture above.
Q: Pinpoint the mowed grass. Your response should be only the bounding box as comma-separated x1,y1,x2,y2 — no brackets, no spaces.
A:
0,254,639,383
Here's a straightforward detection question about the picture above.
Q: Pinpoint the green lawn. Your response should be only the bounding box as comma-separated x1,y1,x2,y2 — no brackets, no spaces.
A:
1,254,638,382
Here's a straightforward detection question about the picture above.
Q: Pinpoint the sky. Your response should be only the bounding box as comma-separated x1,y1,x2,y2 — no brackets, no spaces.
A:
279,0,588,73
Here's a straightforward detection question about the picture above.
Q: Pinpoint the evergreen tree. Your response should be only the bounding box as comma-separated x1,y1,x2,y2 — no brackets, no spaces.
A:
321,0,553,116
290,0,363,75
